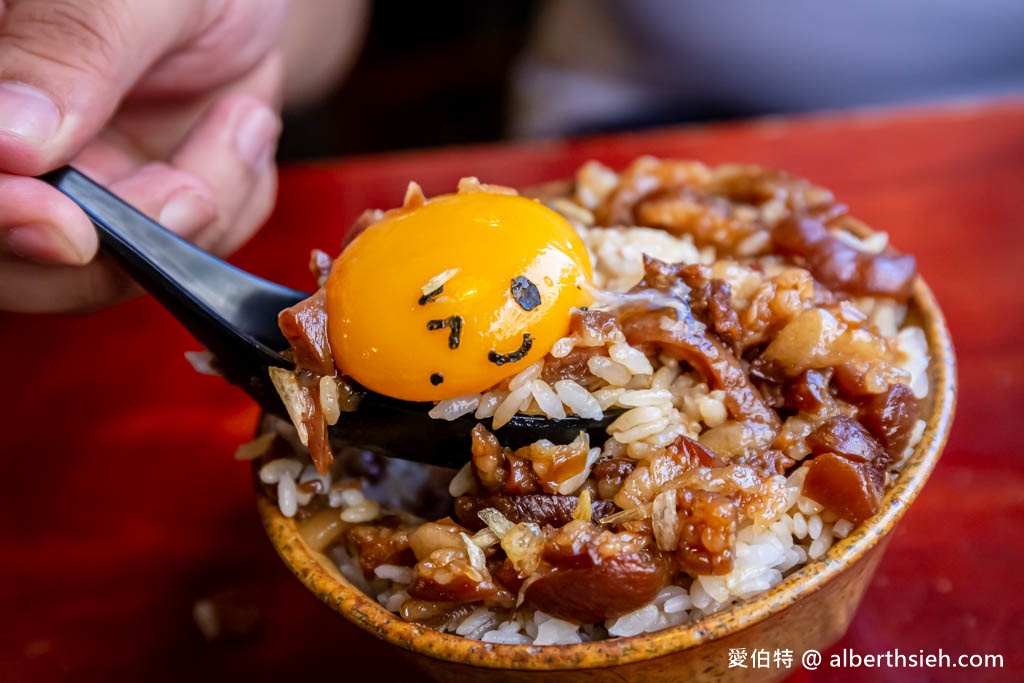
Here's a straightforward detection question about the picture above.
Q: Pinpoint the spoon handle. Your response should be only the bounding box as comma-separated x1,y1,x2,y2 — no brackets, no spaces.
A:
41,166,307,413
41,166,307,345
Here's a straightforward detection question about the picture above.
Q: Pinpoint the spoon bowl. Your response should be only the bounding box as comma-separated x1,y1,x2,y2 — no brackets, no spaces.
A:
42,166,615,466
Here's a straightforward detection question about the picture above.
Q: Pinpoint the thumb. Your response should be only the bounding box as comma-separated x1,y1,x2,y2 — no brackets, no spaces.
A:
0,0,195,175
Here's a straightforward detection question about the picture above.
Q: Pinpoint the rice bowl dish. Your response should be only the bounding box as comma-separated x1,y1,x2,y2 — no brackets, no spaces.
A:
245,158,934,648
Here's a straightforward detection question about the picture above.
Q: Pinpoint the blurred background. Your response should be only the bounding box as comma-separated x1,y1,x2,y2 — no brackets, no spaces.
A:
279,0,1024,161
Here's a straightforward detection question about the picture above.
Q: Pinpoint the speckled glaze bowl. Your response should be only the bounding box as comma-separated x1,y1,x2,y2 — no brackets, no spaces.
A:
256,269,955,683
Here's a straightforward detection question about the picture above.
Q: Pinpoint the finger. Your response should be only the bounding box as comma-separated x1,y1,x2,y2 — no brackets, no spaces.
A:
71,127,148,184
170,92,281,255
110,46,284,163
214,145,278,256
105,161,217,239
0,161,221,313
0,150,269,313
0,86,280,312
133,0,286,99
0,252,137,313
0,0,197,174
0,174,97,264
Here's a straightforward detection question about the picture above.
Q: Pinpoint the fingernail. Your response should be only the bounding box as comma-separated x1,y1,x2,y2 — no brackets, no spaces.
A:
0,82,61,143
158,189,216,235
234,104,280,170
6,224,88,264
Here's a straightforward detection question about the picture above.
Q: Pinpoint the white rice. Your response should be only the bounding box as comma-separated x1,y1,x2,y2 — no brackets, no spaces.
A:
617,389,673,407
609,342,654,375
234,431,276,461
420,267,460,296
276,476,298,517
429,394,481,421
534,613,584,645
375,564,414,583
492,381,535,429
832,228,889,254
553,380,602,420
550,336,577,358
895,326,930,399
530,379,566,420
608,406,664,433
698,392,728,427
184,350,219,376
833,519,855,538
259,458,303,484
481,628,532,645
508,359,545,391
792,512,808,539
319,376,342,425
340,499,380,523
474,390,505,419
456,607,498,638
577,224,705,291
607,605,659,637
448,461,476,497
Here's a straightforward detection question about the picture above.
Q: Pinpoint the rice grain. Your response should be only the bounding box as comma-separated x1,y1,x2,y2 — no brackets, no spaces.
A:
530,379,566,419
554,380,603,420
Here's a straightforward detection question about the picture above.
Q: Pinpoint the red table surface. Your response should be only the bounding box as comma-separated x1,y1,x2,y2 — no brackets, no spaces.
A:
2,98,1023,683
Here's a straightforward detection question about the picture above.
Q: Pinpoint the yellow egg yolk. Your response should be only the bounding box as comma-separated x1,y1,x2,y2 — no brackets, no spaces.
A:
324,192,593,401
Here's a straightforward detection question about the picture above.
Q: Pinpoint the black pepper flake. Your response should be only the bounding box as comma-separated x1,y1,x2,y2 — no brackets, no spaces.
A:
487,333,534,366
418,285,443,306
510,276,542,311
426,315,464,349
430,373,444,385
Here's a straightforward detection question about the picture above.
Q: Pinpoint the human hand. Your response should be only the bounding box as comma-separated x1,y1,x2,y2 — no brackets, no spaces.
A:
0,0,287,312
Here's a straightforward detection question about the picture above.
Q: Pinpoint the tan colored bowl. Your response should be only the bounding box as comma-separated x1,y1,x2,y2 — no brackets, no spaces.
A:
257,272,956,682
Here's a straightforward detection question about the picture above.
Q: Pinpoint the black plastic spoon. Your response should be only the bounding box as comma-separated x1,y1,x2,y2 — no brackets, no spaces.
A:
42,166,616,468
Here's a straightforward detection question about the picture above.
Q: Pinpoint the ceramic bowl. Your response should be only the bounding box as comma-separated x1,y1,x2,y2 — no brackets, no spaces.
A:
256,255,955,683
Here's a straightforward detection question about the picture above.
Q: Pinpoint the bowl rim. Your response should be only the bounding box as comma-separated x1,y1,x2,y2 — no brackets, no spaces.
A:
257,273,956,671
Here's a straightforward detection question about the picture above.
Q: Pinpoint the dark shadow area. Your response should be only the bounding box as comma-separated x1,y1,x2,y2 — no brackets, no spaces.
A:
279,0,540,161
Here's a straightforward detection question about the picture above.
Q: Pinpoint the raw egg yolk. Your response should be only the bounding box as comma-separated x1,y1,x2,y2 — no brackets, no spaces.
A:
325,192,593,401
